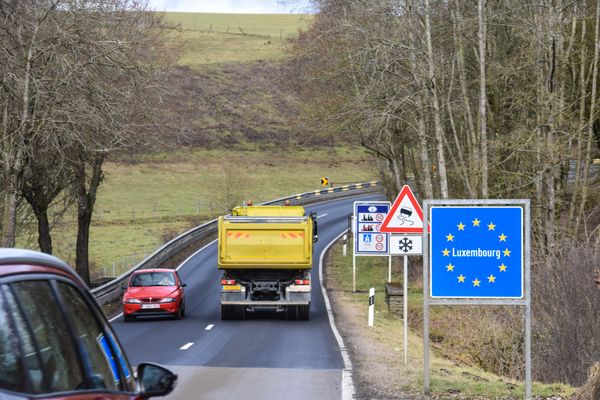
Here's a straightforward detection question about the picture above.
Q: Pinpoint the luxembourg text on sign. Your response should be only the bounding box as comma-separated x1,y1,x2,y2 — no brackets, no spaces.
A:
430,207,523,298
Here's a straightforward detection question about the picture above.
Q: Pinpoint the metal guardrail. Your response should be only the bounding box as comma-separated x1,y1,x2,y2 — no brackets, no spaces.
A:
91,181,381,306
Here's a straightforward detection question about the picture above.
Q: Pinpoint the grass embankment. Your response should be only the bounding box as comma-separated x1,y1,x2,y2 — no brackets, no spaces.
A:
163,12,313,65
20,147,376,278
324,242,575,398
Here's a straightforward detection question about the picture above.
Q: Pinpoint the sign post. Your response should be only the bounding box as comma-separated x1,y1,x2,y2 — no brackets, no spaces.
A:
422,199,530,399
353,201,391,292
381,185,425,366
404,255,408,365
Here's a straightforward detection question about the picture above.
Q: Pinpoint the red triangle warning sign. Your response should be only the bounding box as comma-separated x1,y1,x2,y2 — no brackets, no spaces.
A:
380,185,427,233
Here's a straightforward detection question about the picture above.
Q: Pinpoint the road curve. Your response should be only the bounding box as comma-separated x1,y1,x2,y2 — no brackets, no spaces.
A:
112,193,383,400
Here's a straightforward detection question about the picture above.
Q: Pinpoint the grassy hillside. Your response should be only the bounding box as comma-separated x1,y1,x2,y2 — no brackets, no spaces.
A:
158,12,324,147
164,12,312,65
164,12,312,38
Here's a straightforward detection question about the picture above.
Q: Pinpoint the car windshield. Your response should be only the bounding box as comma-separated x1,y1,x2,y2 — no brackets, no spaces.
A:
130,272,175,287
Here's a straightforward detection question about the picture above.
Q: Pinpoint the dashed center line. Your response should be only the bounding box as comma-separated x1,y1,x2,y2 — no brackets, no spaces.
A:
180,342,194,350
205,324,214,330
317,213,328,219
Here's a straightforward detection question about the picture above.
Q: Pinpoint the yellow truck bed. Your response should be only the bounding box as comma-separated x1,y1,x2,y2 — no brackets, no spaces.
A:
218,206,313,270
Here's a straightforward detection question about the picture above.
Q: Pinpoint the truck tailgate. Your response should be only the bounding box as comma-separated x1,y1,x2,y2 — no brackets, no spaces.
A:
218,220,312,270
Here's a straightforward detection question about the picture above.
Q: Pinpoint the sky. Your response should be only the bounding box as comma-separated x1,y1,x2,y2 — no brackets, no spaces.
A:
146,0,314,14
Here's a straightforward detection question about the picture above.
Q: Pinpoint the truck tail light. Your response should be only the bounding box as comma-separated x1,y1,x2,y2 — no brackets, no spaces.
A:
221,279,236,285
295,279,310,285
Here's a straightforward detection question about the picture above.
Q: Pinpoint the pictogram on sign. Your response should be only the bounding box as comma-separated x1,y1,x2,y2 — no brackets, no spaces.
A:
380,185,427,233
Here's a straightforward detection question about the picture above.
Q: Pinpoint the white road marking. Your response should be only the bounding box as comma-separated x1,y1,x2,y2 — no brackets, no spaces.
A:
319,229,355,400
316,213,328,219
205,324,214,331
109,312,124,323
180,342,194,350
177,239,218,271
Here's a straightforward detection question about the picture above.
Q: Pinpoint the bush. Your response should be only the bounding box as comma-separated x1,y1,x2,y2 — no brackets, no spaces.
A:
532,241,600,386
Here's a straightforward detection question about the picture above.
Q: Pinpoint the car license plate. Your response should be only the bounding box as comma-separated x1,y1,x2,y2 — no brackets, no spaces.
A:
141,303,160,309
222,285,241,291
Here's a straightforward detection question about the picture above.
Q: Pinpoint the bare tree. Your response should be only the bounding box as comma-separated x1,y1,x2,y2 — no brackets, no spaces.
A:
0,0,173,283
478,0,488,197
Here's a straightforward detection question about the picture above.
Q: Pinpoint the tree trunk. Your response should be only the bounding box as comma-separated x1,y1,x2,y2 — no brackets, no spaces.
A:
75,154,104,286
478,0,489,198
1,29,36,247
425,0,449,198
569,15,588,227
576,0,600,235
406,3,434,199
451,1,480,195
1,181,18,247
34,208,52,254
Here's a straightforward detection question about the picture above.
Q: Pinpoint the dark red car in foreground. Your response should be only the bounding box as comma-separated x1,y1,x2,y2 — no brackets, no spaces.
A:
122,269,186,321
0,248,177,399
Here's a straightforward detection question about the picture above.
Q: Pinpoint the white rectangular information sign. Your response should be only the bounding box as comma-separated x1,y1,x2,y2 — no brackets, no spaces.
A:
389,234,422,255
353,201,390,256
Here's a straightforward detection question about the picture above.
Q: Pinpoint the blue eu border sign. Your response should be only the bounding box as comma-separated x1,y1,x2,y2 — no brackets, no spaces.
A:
422,200,531,400
430,206,523,299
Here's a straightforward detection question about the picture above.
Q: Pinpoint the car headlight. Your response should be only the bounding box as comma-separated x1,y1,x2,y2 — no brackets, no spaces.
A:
160,297,176,303
125,298,142,304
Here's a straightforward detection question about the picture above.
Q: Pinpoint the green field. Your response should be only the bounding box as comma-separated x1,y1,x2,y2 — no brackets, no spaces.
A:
18,147,377,279
163,12,313,65
163,12,313,37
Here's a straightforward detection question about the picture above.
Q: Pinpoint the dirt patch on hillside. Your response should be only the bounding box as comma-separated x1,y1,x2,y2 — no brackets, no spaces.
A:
159,62,330,148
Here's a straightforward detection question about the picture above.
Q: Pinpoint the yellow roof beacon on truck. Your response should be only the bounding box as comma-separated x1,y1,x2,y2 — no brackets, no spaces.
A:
217,205,318,320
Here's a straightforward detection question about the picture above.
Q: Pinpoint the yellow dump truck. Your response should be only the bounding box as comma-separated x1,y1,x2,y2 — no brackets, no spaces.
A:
217,205,318,320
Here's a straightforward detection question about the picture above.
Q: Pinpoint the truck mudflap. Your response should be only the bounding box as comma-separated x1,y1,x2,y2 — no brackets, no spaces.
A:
220,291,310,305
220,291,310,321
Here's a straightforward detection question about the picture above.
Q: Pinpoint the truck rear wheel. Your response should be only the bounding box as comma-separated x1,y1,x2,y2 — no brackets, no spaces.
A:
232,305,246,320
221,305,246,320
286,305,310,320
298,304,310,321
221,304,233,320
285,305,298,320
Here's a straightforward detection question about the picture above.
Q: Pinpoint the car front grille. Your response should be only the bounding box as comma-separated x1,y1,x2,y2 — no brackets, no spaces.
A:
139,297,160,303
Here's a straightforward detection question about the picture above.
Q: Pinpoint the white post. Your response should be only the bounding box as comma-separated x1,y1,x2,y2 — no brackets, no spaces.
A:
404,255,409,365
368,287,375,327
388,255,392,282
343,234,347,256
112,262,116,277
353,253,356,293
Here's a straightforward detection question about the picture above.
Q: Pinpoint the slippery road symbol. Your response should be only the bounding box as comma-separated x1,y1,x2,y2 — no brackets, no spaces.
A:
396,206,415,226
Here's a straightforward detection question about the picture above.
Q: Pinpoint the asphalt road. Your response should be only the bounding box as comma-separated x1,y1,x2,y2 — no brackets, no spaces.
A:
112,193,382,400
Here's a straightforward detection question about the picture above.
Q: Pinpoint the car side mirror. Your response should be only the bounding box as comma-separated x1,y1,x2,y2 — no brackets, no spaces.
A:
181,283,187,288
121,284,127,290
137,362,177,398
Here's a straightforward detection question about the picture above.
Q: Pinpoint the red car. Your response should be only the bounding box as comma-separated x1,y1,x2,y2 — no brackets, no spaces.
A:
122,269,186,321
0,248,177,399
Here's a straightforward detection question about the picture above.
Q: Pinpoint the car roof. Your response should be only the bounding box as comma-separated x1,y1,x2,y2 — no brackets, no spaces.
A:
0,248,85,286
133,268,175,274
